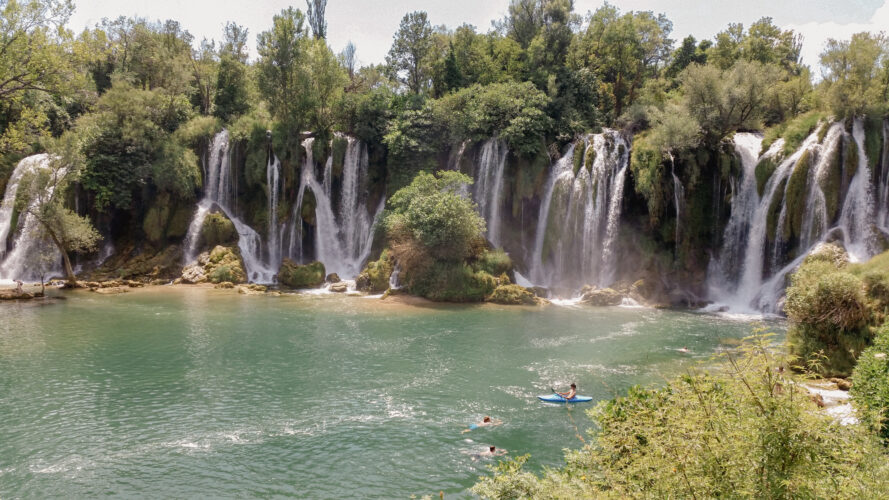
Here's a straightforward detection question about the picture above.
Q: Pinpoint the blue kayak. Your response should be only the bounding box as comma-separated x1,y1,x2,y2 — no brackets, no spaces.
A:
538,394,593,403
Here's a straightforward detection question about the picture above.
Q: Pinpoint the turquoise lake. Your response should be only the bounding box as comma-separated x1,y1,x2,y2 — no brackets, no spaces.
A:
0,287,782,498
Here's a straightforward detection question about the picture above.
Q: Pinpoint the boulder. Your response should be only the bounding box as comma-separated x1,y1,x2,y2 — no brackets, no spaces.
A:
201,212,238,249
0,289,36,300
830,377,852,391
580,286,624,306
487,284,540,305
92,287,129,295
325,273,341,283
329,282,349,293
204,246,247,284
237,284,267,295
355,253,394,293
278,259,325,288
214,281,235,289
181,262,208,284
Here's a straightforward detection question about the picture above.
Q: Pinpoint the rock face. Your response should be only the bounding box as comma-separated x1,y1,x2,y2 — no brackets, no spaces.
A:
355,253,394,293
487,284,541,305
0,289,37,300
579,286,624,306
201,212,238,249
278,259,325,288
179,246,246,285
325,273,341,283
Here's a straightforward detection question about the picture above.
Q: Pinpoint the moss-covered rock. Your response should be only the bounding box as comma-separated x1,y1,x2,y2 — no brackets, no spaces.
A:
201,212,238,249
572,142,585,175
580,286,624,306
784,149,811,240
819,138,844,222
864,115,884,170
278,259,325,288
204,246,247,284
355,252,394,293
844,137,859,185
754,156,778,197
406,261,497,302
331,134,349,178
142,193,172,245
487,284,540,305
585,145,597,174
765,177,788,243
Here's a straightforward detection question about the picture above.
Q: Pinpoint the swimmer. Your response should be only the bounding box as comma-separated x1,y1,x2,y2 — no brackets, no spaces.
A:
462,416,503,433
678,347,690,353
469,445,508,460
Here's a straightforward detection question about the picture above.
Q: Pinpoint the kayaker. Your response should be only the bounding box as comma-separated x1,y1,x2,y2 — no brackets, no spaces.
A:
557,383,577,400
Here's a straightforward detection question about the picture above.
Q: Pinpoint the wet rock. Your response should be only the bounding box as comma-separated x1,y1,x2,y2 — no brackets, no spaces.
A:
215,281,235,289
830,377,852,391
580,286,624,306
237,284,267,295
204,246,247,284
329,282,349,293
325,273,341,283
181,262,208,284
150,279,168,286
278,259,325,288
487,284,541,305
0,289,36,300
356,253,393,293
92,287,129,295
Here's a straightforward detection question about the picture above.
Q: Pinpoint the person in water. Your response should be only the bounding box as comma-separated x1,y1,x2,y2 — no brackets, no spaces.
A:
557,383,577,400
462,415,502,433
474,445,508,459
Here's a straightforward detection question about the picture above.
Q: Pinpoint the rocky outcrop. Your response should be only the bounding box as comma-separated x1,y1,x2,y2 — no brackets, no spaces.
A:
487,284,544,305
0,289,39,300
278,259,325,288
237,284,267,295
325,273,341,283
329,282,349,293
579,286,624,306
355,252,393,293
179,246,246,285
200,212,238,249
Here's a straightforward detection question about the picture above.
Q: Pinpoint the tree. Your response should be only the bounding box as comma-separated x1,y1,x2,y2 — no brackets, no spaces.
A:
256,7,311,126
820,32,889,118
15,151,100,285
0,0,77,156
214,22,250,121
386,11,434,94
305,38,347,132
499,0,543,49
340,40,357,80
305,0,327,39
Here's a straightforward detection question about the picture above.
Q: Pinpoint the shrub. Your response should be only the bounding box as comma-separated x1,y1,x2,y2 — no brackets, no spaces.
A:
474,336,889,499
406,261,496,302
487,284,538,305
476,249,512,277
852,323,889,440
204,246,246,284
277,259,325,288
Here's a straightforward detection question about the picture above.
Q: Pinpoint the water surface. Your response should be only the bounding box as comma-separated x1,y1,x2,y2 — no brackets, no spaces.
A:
0,287,781,498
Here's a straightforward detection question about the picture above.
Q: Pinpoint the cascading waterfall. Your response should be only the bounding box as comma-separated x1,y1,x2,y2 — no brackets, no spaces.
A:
709,119,886,312
528,130,629,293
473,138,508,247
183,130,277,283
285,136,384,279
670,154,684,246
879,120,889,231
0,154,63,281
266,154,282,268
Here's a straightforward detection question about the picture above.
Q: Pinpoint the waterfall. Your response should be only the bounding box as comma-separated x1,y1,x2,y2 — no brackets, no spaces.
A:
0,154,63,281
183,130,277,283
286,136,384,279
840,119,877,261
528,130,629,293
709,120,884,312
267,154,282,269
473,138,508,247
670,154,684,246
878,120,889,231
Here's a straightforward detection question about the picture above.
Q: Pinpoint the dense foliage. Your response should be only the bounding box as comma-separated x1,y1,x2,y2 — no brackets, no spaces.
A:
852,323,889,440
473,336,889,499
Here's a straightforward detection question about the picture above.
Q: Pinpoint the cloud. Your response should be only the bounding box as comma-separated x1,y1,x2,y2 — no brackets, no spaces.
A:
784,0,889,72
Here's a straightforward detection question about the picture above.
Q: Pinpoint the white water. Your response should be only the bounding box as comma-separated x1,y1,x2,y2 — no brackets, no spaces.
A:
285,136,384,279
0,154,63,281
709,120,884,312
267,154,282,269
473,138,508,247
183,130,277,283
528,130,629,293
878,120,889,232
670,154,684,246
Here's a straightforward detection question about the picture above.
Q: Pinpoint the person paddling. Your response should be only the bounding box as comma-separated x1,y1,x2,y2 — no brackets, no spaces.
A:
557,383,577,400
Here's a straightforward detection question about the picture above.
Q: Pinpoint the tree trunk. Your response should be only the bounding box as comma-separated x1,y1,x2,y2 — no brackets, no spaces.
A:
42,223,77,285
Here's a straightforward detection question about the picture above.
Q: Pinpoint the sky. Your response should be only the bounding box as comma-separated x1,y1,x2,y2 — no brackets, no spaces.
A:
67,0,889,71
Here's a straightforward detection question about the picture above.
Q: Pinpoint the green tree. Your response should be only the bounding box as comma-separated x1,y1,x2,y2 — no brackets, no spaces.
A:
819,32,889,118
256,7,310,127
386,11,434,94
14,146,100,284
304,38,348,132
214,22,250,122
305,0,327,39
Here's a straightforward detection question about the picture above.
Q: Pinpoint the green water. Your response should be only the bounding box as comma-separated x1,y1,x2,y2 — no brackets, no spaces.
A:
0,288,782,498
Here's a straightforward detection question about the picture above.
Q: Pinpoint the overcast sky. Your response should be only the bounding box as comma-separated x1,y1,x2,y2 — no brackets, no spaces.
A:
67,0,889,71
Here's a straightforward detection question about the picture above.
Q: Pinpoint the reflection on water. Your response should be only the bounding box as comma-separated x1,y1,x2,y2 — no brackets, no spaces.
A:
0,287,783,497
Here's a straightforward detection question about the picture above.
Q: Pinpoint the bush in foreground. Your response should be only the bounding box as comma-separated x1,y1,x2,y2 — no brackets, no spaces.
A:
852,323,889,440
473,335,889,499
